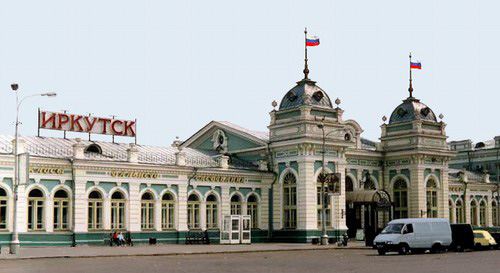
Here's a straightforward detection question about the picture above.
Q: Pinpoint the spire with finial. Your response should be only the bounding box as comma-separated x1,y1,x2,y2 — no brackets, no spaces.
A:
303,27,310,80
408,52,414,98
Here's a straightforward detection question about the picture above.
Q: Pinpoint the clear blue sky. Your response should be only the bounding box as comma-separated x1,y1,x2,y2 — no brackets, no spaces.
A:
0,0,498,146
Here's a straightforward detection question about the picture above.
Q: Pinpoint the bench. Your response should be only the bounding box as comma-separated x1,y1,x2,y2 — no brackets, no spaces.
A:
185,231,210,245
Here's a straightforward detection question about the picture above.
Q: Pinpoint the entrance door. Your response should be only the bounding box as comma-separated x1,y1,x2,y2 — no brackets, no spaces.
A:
220,215,232,244
241,215,251,244
230,215,241,244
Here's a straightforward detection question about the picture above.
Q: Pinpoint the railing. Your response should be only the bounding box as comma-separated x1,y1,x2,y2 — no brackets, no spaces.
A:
26,145,73,157
138,153,176,164
186,156,219,167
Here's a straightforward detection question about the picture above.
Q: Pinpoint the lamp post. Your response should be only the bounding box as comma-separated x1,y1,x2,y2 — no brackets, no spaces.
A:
10,83,56,254
318,121,329,245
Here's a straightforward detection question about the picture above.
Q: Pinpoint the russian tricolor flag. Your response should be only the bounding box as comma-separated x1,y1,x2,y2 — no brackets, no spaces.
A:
410,62,422,69
306,36,320,46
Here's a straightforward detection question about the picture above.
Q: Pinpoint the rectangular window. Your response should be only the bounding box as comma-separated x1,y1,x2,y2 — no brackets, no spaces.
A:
141,201,155,230
247,203,258,228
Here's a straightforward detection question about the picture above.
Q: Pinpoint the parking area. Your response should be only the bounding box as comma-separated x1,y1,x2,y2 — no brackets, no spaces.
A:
1,247,499,273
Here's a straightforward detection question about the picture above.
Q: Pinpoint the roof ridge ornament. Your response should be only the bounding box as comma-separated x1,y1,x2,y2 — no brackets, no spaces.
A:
303,27,310,81
408,52,414,98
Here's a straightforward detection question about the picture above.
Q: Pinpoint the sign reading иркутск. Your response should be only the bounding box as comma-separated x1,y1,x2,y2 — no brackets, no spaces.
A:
39,111,136,137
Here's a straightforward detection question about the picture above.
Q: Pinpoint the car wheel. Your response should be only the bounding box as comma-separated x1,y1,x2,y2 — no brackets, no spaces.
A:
475,243,482,251
456,245,464,252
430,243,442,254
377,248,386,255
398,244,410,255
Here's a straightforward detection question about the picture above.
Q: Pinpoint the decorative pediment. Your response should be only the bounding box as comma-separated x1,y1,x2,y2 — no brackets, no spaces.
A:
181,121,268,153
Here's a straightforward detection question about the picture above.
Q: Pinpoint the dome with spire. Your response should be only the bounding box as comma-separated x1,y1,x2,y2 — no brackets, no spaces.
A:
279,79,333,111
389,97,437,124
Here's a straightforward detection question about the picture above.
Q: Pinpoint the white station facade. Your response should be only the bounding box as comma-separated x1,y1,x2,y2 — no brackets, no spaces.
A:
0,69,499,247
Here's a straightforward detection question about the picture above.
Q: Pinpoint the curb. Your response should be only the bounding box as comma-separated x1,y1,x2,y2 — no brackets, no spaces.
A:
0,246,370,260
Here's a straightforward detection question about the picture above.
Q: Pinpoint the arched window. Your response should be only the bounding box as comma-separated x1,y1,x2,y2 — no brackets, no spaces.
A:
0,188,7,230
345,176,353,192
283,173,297,229
470,200,478,226
187,194,200,229
393,179,408,219
492,202,498,227
111,191,126,230
161,193,175,230
426,179,438,218
88,191,103,230
141,192,155,230
230,195,242,215
247,195,258,228
53,189,70,230
363,178,376,190
479,200,486,227
317,173,331,228
456,199,464,223
28,188,45,231
206,194,218,229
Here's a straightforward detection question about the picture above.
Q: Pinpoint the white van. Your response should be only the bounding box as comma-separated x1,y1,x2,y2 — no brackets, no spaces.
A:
373,218,452,255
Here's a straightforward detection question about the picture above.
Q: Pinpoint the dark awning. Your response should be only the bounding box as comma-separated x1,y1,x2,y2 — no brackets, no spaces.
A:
346,190,391,207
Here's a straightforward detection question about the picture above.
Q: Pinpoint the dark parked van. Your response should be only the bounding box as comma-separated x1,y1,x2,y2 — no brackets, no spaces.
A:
450,224,474,251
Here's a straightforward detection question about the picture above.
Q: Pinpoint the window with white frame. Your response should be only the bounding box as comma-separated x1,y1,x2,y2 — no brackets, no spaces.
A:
187,194,200,229
0,188,7,230
28,189,45,231
247,195,258,228
111,191,126,230
426,179,438,218
230,195,242,215
53,189,70,230
88,191,103,230
479,201,486,227
456,199,464,223
141,192,155,230
161,193,175,230
283,172,297,229
393,179,408,219
206,194,218,229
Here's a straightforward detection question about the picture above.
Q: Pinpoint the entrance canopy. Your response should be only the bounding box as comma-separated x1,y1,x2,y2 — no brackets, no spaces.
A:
346,190,391,207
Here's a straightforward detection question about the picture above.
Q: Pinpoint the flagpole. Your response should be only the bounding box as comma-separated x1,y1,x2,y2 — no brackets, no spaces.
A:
303,27,309,80
408,52,413,98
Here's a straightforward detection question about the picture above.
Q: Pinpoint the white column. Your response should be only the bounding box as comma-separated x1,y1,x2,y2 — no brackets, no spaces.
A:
73,176,87,232
155,199,162,231
177,184,188,231
221,186,230,218
14,184,28,233
128,183,140,232
45,197,54,232
103,197,111,230
242,201,248,216
259,188,269,230
200,201,207,230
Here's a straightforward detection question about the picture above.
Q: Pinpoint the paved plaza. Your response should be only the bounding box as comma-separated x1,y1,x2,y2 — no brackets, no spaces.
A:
0,246,498,273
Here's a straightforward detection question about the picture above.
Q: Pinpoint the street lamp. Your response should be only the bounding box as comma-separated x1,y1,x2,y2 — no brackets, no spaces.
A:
10,83,56,254
458,170,468,223
317,121,329,245
317,118,346,245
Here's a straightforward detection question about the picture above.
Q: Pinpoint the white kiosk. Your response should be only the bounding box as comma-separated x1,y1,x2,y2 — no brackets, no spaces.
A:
220,215,251,244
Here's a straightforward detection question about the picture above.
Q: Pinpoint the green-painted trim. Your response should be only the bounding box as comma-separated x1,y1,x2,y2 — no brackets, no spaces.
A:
276,110,300,120
386,124,413,133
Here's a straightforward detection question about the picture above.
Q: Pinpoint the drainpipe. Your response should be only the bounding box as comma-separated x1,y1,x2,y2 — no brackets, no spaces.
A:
267,142,277,241
69,158,76,247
